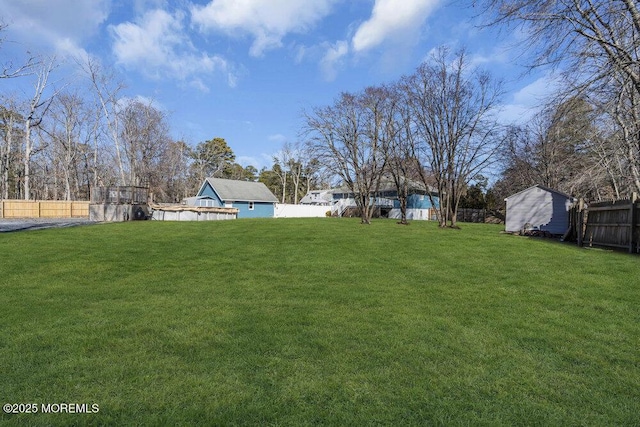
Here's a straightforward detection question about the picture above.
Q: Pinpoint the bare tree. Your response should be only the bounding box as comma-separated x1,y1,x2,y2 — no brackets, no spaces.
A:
161,140,193,202
0,22,37,79
494,125,538,199
81,56,127,185
479,0,640,195
305,88,388,224
479,0,640,92
495,95,629,201
403,47,504,227
609,73,640,193
42,91,99,200
272,144,291,204
524,97,593,193
119,99,171,192
274,141,314,204
386,86,421,225
22,56,59,200
589,119,630,199
0,98,24,199
287,145,305,205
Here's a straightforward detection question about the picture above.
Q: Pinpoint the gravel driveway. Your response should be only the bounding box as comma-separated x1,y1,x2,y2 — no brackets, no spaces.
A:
0,218,97,232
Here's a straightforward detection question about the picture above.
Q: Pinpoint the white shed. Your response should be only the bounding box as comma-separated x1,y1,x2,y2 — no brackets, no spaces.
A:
505,185,576,235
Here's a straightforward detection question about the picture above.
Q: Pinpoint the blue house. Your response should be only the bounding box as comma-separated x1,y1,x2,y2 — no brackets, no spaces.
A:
330,179,439,220
189,178,278,218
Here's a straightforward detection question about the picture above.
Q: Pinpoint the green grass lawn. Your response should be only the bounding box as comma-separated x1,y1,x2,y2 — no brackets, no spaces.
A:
0,218,639,426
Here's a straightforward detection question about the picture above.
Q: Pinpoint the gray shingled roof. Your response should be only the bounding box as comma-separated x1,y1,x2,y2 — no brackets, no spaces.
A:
332,177,438,195
205,178,278,203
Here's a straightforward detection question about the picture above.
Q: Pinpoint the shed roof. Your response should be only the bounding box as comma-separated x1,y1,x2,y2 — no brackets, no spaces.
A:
203,178,278,203
504,185,575,202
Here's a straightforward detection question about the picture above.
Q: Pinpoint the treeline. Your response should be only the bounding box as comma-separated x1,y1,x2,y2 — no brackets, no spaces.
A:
0,49,323,203
0,53,272,203
259,142,330,205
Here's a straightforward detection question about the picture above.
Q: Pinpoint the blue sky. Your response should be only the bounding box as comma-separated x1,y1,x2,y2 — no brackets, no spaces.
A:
0,0,557,171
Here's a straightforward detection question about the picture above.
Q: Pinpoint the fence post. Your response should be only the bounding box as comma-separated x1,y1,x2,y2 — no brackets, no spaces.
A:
577,198,585,247
630,193,637,254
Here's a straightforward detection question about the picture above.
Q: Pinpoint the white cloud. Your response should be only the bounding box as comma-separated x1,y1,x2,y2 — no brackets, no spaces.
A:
320,40,349,81
190,0,336,57
0,0,110,57
511,74,561,105
500,73,562,124
0,0,110,40
294,45,308,64
468,47,510,69
352,0,441,53
237,152,277,171
116,95,165,112
237,154,271,170
268,133,288,144
54,38,91,63
189,78,210,93
109,9,235,90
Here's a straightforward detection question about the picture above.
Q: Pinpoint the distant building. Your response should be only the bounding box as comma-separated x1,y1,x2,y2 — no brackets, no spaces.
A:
300,189,334,206
329,179,439,220
185,178,278,218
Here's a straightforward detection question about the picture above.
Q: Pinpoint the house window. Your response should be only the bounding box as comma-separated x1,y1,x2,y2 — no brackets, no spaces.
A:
249,201,255,210
225,202,233,208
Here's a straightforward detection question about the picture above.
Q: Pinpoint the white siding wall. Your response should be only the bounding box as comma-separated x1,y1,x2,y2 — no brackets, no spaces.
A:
505,187,572,234
388,208,432,221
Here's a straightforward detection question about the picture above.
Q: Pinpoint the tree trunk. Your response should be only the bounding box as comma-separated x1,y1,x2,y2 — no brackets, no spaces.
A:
23,118,31,200
2,113,13,199
281,170,287,203
292,172,300,204
357,192,371,224
398,194,408,224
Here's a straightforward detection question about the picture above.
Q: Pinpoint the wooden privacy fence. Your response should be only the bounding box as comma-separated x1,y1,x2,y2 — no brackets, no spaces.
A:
0,200,90,219
567,193,639,254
